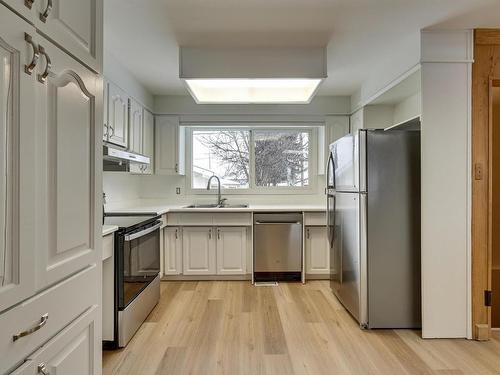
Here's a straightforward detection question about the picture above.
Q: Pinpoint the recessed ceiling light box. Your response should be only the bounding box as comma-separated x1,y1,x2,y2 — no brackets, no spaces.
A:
179,47,327,104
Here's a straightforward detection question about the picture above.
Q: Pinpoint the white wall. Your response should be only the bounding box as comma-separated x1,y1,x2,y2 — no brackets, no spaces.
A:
420,29,472,338
393,92,421,125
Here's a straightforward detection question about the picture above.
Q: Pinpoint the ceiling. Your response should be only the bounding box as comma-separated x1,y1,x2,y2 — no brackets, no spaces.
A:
104,0,500,97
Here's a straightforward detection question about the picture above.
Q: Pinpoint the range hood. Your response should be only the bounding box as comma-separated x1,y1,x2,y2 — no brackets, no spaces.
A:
103,145,150,172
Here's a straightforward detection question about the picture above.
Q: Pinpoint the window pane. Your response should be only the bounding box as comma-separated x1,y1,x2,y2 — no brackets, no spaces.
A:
254,130,309,187
192,129,250,189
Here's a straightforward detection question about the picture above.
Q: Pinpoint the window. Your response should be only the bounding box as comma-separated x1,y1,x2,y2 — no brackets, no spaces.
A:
189,126,314,192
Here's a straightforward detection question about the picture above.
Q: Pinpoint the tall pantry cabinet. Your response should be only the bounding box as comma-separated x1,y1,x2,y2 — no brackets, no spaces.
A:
0,1,103,374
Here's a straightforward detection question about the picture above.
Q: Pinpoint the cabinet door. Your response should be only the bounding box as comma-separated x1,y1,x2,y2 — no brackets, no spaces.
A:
34,0,103,73
305,227,330,275
182,227,215,275
142,109,155,175
35,35,101,289
128,98,143,154
155,115,184,175
163,227,182,275
216,227,247,275
107,81,128,148
0,8,37,312
102,79,108,141
1,0,35,22
23,306,100,375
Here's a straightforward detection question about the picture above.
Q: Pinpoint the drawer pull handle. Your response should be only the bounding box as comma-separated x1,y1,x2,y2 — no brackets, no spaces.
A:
24,33,39,75
25,0,34,9
38,363,49,375
13,313,49,341
39,0,52,22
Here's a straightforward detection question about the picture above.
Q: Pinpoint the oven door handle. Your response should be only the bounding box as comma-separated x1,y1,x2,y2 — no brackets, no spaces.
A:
124,222,161,241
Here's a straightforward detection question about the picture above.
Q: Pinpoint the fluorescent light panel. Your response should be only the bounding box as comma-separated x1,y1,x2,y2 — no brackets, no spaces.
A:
184,79,322,104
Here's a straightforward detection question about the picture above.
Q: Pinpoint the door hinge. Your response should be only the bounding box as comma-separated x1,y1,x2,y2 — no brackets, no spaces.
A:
485,290,492,307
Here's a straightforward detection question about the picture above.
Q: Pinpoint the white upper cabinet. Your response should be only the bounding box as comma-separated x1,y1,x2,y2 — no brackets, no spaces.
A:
305,226,330,275
107,81,128,148
216,227,247,275
0,7,37,312
35,34,100,289
155,115,185,176
182,227,216,275
142,109,154,175
128,98,143,154
34,0,103,72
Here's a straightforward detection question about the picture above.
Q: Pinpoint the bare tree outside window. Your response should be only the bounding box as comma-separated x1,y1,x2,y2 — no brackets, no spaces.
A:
191,128,310,189
254,130,309,187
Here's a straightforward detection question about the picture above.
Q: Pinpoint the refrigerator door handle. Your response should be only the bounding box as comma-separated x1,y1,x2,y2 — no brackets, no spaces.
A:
326,153,336,189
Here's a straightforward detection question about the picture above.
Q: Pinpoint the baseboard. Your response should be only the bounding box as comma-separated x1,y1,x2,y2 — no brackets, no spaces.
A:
306,274,330,280
161,274,252,281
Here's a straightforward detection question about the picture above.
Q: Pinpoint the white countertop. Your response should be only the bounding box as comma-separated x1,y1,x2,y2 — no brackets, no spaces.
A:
102,225,119,236
106,203,326,216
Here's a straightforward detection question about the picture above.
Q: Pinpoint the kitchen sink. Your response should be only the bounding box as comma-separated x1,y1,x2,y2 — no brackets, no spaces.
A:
183,203,249,209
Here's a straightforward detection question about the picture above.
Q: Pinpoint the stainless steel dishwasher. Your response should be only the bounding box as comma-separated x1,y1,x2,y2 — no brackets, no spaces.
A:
253,213,303,282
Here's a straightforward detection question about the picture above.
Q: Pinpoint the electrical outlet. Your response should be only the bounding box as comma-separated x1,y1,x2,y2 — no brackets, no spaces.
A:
176,187,181,195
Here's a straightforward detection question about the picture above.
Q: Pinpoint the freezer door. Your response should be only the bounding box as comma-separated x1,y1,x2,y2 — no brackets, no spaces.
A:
330,132,363,192
332,192,361,321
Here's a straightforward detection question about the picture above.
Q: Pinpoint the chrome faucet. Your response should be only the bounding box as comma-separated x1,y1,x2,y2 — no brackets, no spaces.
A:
207,175,224,206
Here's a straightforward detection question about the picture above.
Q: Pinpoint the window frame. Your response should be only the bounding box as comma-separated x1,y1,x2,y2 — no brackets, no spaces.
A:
186,124,318,195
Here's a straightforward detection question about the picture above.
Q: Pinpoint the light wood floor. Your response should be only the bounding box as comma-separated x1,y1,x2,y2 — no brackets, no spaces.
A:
103,281,500,375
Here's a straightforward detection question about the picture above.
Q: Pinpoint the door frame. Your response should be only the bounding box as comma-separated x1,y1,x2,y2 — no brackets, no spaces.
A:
471,29,500,340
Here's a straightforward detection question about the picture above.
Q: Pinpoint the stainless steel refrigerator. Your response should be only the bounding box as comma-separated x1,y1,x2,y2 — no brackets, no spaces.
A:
327,129,421,329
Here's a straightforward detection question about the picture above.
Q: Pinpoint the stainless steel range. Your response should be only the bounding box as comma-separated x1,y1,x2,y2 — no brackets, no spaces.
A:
103,214,161,348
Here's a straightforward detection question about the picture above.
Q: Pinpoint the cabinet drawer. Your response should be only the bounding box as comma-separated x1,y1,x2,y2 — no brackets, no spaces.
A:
304,212,327,226
10,306,99,375
102,233,114,261
167,213,213,226
0,265,98,374
213,213,251,226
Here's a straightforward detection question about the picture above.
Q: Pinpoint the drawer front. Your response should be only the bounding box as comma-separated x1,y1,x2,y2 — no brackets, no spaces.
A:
10,306,99,375
167,213,213,226
102,233,114,261
304,212,327,226
0,265,98,374
213,213,251,226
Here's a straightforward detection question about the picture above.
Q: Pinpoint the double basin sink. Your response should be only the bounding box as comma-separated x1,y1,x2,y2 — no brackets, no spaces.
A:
183,203,249,209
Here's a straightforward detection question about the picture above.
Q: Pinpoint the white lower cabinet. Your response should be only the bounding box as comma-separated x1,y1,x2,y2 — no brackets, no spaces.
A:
182,227,216,275
305,227,330,275
216,227,247,275
11,306,99,375
165,226,248,277
163,227,183,275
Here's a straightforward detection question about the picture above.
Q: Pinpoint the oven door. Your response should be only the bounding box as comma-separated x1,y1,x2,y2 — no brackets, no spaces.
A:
118,221,161,309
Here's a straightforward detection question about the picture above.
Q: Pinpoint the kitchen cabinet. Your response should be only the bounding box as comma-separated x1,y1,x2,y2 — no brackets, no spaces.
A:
305,227,330,276
129,98,143,154
35,34,100,289
163,227,182,275
10,305,100,375
182,227,216,275
142,109,155,174
155,115,185,175
216,227,247,275
107,81,129,148
0,7,37,312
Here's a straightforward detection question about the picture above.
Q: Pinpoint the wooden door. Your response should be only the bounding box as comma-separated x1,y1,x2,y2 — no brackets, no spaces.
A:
107,81,128,148
143,109,155,174
34,0,103,72
216,227,247,275
35,35,100,289
163,227,182,275
305,227,330,275
0,7,37,312
182,227,215,275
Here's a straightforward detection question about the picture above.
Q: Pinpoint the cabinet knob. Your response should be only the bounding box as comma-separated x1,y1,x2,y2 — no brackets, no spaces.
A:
208,229,212,239
217,229,220,240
